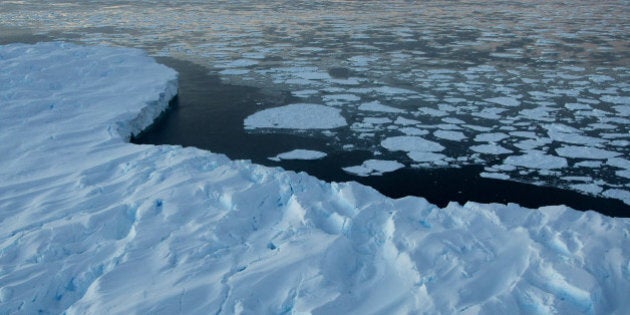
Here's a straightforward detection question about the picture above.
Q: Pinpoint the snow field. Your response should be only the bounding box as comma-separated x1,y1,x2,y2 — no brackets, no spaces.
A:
1,42,629,314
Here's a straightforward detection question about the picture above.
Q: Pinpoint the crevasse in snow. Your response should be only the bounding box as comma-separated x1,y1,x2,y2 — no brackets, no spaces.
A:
0,42,628,314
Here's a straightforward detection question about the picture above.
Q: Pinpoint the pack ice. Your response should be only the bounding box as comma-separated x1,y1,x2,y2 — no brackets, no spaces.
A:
1,42,628,314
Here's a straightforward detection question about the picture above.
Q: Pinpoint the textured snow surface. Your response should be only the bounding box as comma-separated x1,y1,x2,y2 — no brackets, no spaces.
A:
1,43,629,315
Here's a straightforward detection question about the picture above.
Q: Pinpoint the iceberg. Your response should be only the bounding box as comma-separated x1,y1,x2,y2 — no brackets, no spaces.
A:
1,42,629,314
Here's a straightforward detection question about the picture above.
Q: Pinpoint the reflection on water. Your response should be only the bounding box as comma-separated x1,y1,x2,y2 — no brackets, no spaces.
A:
1,0,629,209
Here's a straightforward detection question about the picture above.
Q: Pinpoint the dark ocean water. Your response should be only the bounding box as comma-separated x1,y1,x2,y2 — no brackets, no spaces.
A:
2,0,628,216
133,58,629,217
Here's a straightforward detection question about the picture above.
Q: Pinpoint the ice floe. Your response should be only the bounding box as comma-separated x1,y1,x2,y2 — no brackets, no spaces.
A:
269,149,327,161
342,159,405,176
358,100,405,113
381,136,445,153
504,151,568,169
244,104,347,130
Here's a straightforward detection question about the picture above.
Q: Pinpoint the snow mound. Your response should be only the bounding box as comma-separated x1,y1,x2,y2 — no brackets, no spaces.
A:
244,103,347,130
1,43,629,314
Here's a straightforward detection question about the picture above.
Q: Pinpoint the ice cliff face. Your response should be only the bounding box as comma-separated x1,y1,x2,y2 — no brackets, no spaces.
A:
0,42,628,314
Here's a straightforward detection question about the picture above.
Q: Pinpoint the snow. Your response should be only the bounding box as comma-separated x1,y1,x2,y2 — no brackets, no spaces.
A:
1,42,630,315
269,149,327,162
244,104,347,130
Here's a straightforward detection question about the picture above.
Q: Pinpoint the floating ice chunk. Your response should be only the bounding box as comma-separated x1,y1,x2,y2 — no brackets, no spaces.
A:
575,160,602,168
562,66,585,72
244,104,347,130
363,117,391,125
514,138,552,150
471,144,513,155
602,189,630,204
381,136,445,153
407,151,448,163
474,107,508,119
358,101,405,113
571,183,606,196
505,151,568,169
348,55,379,67
441,117,465,124
269,149,327,161
510,131,539,139
485,96,521,107
612,105,630,115
373,86,417,95
564,103,591,111
323,94,361,105
399,127,429,136
219,69,250,75
480,172,511,180
464,124,494,132
291,89,319,98
328,77,362,85
590,75,614,83
474,132,509,143
418,107,447,117
434,130,466,141
547,128,604,146
600,95,630,105
615,169,630,179
555,145,621,160
443,97,467,104
218,59,258,68
607,157,629,169
520,107,556,121
342,159,404,176
394,117,421,126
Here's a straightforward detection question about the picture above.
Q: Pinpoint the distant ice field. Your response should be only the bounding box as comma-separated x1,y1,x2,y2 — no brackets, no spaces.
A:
3,0,628,204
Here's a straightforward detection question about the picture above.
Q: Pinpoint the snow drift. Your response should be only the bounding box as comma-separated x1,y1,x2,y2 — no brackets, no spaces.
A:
0,42,628,314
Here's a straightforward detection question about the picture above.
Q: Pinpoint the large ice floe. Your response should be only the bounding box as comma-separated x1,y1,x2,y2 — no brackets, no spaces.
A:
1,42,629,314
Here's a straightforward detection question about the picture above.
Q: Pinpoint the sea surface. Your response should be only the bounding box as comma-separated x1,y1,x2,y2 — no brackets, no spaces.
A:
1,0,628,215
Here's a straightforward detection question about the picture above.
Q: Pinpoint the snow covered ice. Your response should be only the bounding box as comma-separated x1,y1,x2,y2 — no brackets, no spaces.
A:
1,42,629,314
